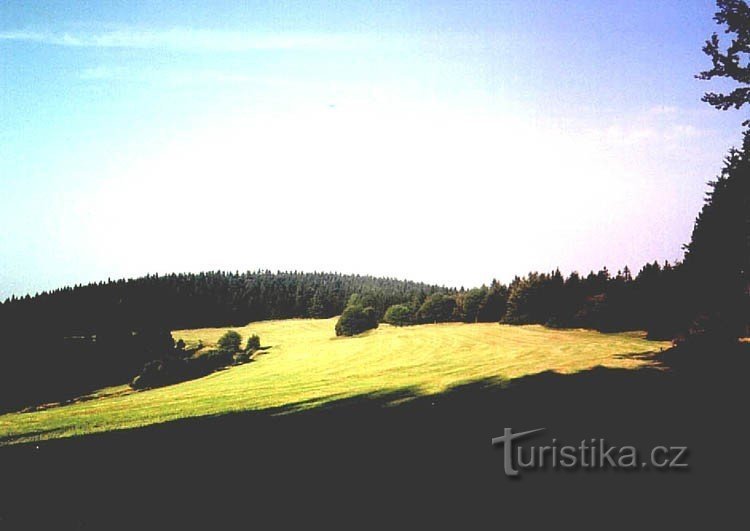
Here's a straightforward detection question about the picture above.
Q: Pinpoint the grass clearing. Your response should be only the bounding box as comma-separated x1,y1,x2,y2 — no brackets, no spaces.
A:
0,318,669,445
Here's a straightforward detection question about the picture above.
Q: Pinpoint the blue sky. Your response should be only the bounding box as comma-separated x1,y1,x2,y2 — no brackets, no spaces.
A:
0,1,746,298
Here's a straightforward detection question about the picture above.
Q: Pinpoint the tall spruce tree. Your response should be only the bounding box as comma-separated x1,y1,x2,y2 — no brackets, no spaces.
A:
682,149,749,340
690,0,750,341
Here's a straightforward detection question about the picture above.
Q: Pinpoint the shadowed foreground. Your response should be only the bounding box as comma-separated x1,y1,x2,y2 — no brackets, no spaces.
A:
0,344,748,529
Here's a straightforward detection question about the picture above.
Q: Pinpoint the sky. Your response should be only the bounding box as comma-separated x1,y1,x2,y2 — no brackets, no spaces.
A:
1,0,747,299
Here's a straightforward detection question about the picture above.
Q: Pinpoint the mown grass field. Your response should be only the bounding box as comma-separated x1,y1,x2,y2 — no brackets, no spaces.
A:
0,318,669,445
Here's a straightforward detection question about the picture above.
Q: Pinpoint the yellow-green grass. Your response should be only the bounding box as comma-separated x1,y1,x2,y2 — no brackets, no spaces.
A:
0,318,669,445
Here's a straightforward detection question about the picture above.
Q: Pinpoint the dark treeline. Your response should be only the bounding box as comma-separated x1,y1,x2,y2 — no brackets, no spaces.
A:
0,270,448,335
0,265,696,340
374,264,686,339
0,271,448,412
501,264,688,337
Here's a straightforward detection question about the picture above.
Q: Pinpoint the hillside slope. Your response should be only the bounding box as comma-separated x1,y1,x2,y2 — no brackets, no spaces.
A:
0,319,668,444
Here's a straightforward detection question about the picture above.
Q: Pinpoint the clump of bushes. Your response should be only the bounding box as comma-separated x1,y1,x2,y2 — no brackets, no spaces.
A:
383,304,414,326
203,348,234,369
131,360,168,390
130,357,207,390
130,330,261,390
335,298,379,336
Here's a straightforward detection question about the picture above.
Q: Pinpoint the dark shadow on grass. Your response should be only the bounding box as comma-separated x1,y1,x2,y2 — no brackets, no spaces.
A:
0,343,748,529
0,427,71,446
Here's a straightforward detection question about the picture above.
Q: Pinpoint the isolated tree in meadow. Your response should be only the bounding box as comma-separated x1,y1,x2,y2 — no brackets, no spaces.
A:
335,304,378,336
217,330,242,353
335,294,380,336
234,337,259,364
245,334,261,352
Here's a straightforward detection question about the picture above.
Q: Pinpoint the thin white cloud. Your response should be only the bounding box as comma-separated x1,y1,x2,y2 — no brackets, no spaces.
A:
585,106,708,148
0,28,375,52
79,66,256,84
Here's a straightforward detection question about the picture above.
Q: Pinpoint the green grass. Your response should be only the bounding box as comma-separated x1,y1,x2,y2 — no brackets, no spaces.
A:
0,318,669,445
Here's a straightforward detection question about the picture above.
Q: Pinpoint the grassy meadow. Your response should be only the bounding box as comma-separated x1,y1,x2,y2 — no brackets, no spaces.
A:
0,318,669,445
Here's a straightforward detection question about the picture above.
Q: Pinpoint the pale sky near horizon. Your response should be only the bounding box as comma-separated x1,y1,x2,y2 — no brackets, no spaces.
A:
1,1,747,299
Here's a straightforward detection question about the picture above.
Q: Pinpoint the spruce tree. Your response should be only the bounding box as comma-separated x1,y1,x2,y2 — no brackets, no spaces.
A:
691,0,750,341
682,148,749,341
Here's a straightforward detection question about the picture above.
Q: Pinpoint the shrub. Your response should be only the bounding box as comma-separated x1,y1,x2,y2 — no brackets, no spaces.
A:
245,334,261,352
233,351,252,364
335,305,378,336
130,375,145,389
130,359,167,389
383,304,413,326
217,330,242,353
130,342,243,390
204,348,234,369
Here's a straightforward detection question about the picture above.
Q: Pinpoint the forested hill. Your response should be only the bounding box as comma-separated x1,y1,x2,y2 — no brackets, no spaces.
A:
0,271,451,411
0,271,450,336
